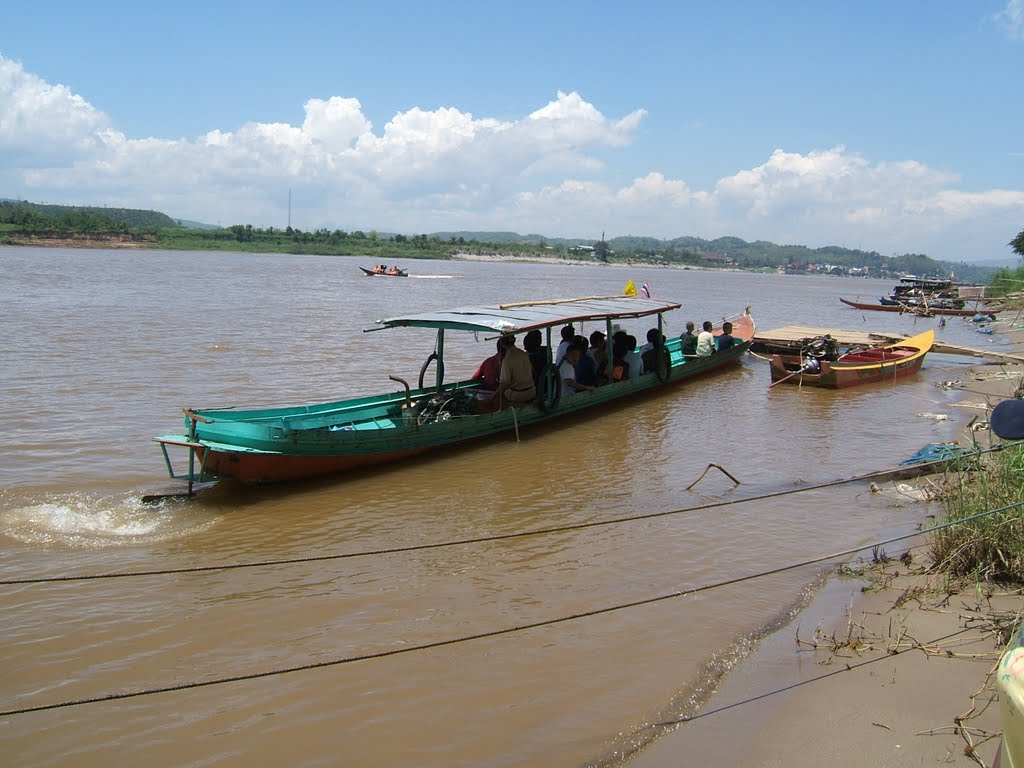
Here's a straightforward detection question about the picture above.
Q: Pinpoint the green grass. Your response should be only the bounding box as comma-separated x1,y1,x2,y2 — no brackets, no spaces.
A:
930,444,1024,582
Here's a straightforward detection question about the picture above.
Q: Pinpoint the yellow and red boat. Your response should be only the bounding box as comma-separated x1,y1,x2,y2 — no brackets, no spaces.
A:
769,329,934,389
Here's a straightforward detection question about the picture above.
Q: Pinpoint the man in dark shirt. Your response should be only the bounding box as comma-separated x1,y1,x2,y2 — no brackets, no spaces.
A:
717,322,735,351
680,321,699,356
573,335,598,386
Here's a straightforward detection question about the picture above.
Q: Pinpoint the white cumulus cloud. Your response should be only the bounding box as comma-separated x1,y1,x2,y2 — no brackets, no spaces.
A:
996,0,1024,38
1,53,1022,261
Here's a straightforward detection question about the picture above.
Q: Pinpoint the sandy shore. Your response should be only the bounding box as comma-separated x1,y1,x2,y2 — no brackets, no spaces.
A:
628,326,1024,767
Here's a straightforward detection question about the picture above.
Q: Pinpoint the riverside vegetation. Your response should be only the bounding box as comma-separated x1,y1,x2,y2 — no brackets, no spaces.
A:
930,221,1024,587
0,199,1002,284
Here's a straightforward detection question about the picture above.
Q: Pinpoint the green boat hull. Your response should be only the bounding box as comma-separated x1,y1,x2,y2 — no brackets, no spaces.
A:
154,305,754,484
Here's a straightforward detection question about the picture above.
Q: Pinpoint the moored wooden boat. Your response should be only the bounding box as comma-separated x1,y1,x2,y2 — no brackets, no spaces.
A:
360,266,409,277
839,297,998,317
154,298,755,486
769,329,934,389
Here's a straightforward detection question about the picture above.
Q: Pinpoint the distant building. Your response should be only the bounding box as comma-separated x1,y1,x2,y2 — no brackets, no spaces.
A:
702,254,736,266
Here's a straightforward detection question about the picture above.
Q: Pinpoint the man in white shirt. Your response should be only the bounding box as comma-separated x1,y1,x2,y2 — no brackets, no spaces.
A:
696,321,716,357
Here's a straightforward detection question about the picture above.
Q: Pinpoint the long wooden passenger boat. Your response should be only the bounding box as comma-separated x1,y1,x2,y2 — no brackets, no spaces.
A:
839,297,998,317
768,329,933,389
154,297,754,487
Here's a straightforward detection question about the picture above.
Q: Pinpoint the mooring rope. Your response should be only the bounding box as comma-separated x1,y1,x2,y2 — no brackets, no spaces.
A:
0,500,1018,718
0,451,991,587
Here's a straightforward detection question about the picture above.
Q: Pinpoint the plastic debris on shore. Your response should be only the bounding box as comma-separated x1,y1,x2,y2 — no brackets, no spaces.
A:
869,481,935,502
898,442,972,465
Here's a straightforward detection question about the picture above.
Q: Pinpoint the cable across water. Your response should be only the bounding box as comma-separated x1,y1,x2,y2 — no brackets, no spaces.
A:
0,500,1017,718
0,453,985,587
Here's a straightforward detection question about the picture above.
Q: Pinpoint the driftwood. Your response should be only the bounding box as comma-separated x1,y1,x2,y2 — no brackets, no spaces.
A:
686,463,741,490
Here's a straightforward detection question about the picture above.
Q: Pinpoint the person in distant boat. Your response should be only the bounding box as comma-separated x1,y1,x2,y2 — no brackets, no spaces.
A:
555,324,575,365
717,322,735,351
374,264,386,274
559,344,596,397
494,335,537,405
572,335,598,387
680,321,699,356
696,321,716,357
386,266,401,275
471,340,505,393
624,334,643,380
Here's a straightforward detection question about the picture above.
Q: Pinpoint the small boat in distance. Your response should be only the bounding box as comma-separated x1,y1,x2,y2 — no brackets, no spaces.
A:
361,265,409,277
154,296,754,487
839,297,998,317
769,329,934,389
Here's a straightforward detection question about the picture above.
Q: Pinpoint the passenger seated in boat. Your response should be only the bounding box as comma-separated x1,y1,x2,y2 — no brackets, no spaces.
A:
609,338,629,381
680,321,699,356
374,264,386,274
559,344,596,397
386,266,401,275
523,329,548,392
555,324,575,365
641,331,668,374
471,340,505,394
588,330,606,360
494,335,536,405
717,322,735,351
696,321,716,357
638,328,659,359
572,335,598,387
624,335,642,379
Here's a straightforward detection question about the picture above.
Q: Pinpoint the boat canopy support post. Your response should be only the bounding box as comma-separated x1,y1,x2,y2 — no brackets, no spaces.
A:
435,329,446,392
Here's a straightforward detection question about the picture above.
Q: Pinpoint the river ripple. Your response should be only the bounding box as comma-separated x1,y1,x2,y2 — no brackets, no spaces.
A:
0,247,995,766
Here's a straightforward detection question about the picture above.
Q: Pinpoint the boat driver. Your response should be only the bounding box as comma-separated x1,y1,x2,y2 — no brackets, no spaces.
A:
493,335,537,405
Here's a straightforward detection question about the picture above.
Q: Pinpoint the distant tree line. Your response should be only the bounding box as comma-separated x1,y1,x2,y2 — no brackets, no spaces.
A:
0,201,175,232
0,198,1006,284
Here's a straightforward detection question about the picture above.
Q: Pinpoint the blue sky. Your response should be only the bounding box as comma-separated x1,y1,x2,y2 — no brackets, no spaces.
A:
1,0,1022,263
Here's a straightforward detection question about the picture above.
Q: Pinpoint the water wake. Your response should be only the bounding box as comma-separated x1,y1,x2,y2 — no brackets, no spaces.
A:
0,489,214,547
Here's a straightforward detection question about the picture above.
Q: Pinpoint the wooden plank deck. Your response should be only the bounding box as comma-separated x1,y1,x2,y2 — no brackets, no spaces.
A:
753,326,905,349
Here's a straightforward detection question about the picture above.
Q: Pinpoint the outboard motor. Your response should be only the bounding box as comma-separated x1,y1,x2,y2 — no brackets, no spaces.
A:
802,335,840,362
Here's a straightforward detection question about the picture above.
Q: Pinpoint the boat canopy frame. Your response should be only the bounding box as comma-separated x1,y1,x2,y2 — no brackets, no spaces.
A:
369,295,682,335
369,295,683,393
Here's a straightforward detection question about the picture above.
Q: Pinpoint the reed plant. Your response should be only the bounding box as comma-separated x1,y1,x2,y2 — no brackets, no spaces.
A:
929,444,1024,582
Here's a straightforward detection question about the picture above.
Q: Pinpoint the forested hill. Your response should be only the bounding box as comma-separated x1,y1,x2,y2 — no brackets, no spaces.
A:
434,231,994,284
0,200,178,229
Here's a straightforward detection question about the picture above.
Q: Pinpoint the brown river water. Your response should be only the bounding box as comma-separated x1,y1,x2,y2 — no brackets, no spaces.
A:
0,247,1000,766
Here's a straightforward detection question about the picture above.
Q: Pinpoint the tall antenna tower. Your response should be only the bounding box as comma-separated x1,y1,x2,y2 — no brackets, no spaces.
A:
288,188,292,229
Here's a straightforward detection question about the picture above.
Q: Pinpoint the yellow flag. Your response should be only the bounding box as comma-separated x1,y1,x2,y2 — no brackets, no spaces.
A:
623,279,637,297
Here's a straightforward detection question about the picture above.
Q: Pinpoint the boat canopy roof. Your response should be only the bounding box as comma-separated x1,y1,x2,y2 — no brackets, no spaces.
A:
375,295,681,334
